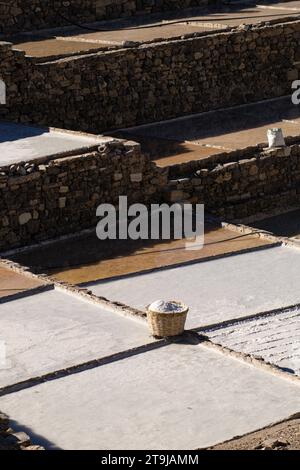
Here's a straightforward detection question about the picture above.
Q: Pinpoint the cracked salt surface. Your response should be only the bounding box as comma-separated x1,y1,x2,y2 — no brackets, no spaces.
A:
205,308,300,376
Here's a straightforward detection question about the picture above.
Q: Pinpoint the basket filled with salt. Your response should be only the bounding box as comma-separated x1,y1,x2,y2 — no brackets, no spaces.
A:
147,300,189,338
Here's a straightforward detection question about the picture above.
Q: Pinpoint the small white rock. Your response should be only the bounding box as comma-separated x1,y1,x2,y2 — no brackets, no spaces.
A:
19,212,32,225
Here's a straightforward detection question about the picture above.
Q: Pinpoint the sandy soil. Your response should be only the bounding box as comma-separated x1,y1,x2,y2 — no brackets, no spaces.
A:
208,417,300,450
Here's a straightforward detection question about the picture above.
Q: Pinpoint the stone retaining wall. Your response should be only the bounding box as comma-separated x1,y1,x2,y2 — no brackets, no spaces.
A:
165,145,300,221
0,42,30,122
0,0,212,34
1,139,300,250
1,20,299,133
0,139,167,250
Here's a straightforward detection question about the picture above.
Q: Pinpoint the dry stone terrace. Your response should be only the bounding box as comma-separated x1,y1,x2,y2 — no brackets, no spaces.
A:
1,22,298,132
6,2,300,59
0,122,167,250
0,0,214,35
1,0,300,451
2,104,300,251
1,2,300,133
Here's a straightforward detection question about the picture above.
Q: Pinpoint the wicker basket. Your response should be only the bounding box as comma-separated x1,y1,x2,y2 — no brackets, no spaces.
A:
147,301,189,338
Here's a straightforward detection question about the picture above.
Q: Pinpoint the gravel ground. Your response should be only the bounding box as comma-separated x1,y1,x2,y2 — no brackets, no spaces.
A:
207,417,300,450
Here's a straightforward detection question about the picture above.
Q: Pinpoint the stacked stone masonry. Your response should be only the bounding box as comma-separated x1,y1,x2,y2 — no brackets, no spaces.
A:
1,20,300,132
0,139,167,250
165,145,300,221
1,140,300,249
0,0,212,34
